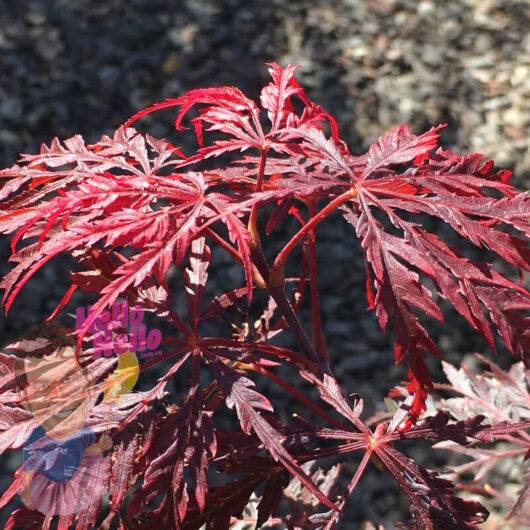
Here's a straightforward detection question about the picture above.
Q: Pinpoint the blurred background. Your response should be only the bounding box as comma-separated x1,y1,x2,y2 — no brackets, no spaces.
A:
0,0,528,527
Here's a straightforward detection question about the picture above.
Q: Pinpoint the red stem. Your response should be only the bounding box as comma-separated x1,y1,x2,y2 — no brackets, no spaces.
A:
270,188,356,285
205,227,242,264
249,363,346,430
250,243,323,366
248,148,268,246
307,198,329,362
199,337,309,368
269,285,322,365
345,450,373,498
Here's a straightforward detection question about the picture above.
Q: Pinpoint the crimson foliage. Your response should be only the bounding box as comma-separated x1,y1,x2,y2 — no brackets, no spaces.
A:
0,63,528,529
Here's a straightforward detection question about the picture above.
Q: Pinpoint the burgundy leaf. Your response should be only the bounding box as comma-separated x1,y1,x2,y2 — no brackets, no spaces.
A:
362,124,443,180
260,62,302,133
211,359,336,511
184,237,211,326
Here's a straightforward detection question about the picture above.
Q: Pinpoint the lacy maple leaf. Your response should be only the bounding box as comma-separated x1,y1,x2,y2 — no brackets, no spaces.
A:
0,61,528,530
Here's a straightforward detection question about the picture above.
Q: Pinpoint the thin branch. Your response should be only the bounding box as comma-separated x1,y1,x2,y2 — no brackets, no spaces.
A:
307,198,329,362
270,188,356,287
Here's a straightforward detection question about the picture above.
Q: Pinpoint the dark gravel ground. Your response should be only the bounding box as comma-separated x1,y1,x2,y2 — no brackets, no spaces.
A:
0,0,528,528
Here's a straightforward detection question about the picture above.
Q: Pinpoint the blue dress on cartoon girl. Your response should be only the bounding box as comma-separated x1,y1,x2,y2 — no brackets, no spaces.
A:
19,424,109,516
22,424,96,482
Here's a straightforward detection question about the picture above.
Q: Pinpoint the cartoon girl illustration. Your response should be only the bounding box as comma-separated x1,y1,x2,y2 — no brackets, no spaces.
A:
15,321,112,516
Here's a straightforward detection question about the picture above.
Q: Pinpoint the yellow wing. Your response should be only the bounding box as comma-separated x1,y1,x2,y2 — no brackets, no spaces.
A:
102,351,139,404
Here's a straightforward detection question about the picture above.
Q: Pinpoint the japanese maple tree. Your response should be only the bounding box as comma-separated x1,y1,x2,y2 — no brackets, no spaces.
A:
0,62,528,529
